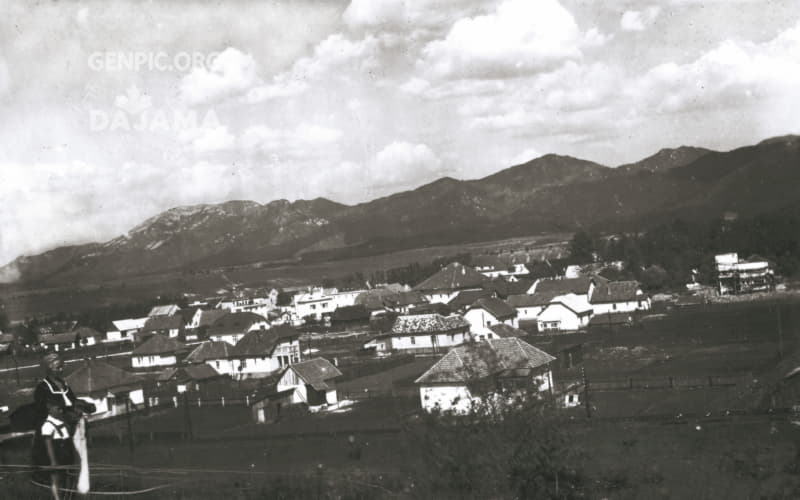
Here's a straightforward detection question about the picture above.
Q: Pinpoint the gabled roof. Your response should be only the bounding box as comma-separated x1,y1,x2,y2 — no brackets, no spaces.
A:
111,318,148,332
178,307,200,324
182,364,222,381
230,324,299,357
487,324,527,338
207,312,266,336
448,289,493,310
391,314,470,335
415,337,555,384
468,297,517,320
588,313,633,327
383,291,429,308
142,315,183,332
148,304,180,317
285,358,342,391
534,277,594,296
197,309,229,328
66,359,142,395
413,262,487,292
185,341,233,363
483,278,534,299
507,292,560,308
332,305,371,322
541,293,593,315
132,334,185,356
590,281,642,303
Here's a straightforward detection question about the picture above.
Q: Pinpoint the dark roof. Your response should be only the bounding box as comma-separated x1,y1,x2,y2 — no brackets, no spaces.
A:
157,368,178,382
590,281,642,303
40,327,99,345
391,314,470,335
142,315,183,333
207,312,266,336
285,358,342,391
132,335,185,356
534,277,594,295
487,324,527,338
230,324,299,357
413,262,487,292
355,289,394,311
178,307,200,324
483,278,534,299
72,326,101,339
332,305,371,322
185,341,233,363
182,364,222,381
197,309,230,328
405,302,452,316
383,291,428,308
507,292,560,308
415,338,555,384
468,298,517,320
588,313,634,327
66,359,142,395
448,289,493,310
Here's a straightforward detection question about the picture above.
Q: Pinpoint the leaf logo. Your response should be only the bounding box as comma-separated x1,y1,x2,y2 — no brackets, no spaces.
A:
114,85,152,115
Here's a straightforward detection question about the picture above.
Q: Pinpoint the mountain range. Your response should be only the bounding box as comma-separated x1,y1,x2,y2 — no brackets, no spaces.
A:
3,135,799,285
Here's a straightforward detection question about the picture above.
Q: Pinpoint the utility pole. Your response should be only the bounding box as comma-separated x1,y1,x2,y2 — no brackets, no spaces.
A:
582,367,591,419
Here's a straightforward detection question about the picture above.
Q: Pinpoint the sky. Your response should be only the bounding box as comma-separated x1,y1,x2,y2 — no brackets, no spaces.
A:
1,0,799,268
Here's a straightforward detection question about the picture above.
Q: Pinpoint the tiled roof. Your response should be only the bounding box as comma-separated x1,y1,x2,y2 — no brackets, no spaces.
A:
448,289,493,310
142,315,183,332
545,293,593,315
66,359,142,395
132,335,185,356
183,364,221,381
534,277,594,296
483,278,534,299
383,291,428,308
415,337,555,384
286,358,342,391
207,312,266,336
413,262,487,292
590,281,642,303
507,292,560,308
487,324,527,338
391,314,470,335
184,341,232,363
230,324,299,357
468,297,516,320
197,309,229,328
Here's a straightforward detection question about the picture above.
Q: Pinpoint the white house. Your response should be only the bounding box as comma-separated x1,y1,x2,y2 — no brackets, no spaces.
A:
413,262,488,304
216,289,279,317
463,298,519,340
536,294,593,332
131,335,185,368
184,340,234,373
528,276,598,302
506,292,560,322
139,315,184,339
207,312,269,345
106,317,147,343
589,281,651,314
65,359,145,419
276,357,342,406
293,287,338,321
472,255,531,279
39,327,101,352
225,324,302,379
384,313,471,354
415,337,555,414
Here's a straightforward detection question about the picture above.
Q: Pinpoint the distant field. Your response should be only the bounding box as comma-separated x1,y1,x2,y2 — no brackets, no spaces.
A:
0,233,569,322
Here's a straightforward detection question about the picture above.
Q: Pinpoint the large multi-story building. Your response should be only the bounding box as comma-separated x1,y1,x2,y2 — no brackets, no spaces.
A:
715,253,773,295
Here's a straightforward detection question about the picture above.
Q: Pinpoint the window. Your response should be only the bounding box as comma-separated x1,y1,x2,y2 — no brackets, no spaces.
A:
311,304,316,310
612,303,617,310
410,337,415,345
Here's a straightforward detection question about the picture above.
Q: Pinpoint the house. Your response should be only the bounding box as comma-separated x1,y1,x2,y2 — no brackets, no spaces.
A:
483,278,535,300
381,291,429,314
293,287,337,321
148,304,181,317
447,289,494,313
0,333,16,353
65,359,145,418
193,309,229,335
216,288,278,317
384,313,471,354
472,255,530,279
106,317,148,343
158,364,224,394
715,252,774,295
507,292,560,323
276,357,343,406
413,262,488,304
226,324,302,379
39,327,100,352
463,298,519,339
331,305,371,326
184,340,234,373
536,294,593,332
590,281,650,314
414,337,556,413
207,312,269,345
588,312,634,331
139,315,184,339
131,335,186,368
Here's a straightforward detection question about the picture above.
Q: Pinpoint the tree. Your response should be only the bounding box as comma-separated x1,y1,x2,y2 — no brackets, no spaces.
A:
569,231,595,264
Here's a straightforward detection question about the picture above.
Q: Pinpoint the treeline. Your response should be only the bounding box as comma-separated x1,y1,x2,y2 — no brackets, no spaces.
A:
574,208,800,291
322,253,474,290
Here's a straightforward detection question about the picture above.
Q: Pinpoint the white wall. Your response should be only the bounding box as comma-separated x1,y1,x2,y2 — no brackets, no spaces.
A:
390,332,468,351
592,298,651,315
424,291,459,304
464,309,518,334
515,305,545,321
132,354,177,368
537,304,586,332
419,384,474,413
210,333,246,346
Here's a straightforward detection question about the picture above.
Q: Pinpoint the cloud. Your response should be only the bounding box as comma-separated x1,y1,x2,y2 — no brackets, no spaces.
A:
241,123,343,159
179,48,258,105
508,147,542,166
372,141,443,188
417,0,605,79
179,125,236,154
621,7,661,32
